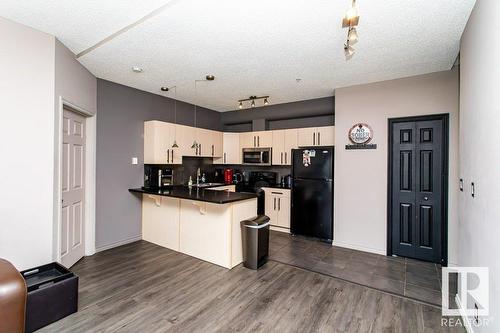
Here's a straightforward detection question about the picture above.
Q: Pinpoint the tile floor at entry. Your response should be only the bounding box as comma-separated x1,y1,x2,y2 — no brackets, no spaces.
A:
269,231,447,306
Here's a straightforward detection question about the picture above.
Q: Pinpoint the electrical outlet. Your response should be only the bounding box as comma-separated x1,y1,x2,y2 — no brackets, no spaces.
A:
475,303,479,324
132,157,138,165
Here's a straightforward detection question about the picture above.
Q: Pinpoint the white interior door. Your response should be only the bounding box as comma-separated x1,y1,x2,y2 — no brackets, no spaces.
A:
61,108,86,268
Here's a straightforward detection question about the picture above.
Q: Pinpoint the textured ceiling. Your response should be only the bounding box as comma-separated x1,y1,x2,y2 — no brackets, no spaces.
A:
0,0,475,111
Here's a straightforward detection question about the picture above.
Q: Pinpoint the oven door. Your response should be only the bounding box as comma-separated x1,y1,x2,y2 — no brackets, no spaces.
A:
242,148,272,165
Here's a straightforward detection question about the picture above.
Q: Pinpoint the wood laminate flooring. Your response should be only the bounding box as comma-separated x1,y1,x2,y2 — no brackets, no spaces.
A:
39,240,464,333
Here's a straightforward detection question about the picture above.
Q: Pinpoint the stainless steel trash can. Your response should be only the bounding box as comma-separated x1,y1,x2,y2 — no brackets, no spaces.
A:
241,215,270,269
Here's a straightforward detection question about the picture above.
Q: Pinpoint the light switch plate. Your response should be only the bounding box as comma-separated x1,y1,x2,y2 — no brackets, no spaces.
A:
132,157,138,165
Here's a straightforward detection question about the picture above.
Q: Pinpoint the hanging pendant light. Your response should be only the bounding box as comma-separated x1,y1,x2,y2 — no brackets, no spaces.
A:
348,27,358,44
171,86,179,148
191,79,199,149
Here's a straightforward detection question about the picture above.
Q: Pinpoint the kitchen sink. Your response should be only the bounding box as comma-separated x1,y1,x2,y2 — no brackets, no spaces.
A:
190,183,225,188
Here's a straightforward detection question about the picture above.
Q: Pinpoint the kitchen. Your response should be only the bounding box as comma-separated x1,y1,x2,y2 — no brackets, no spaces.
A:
129,115,335,268
2,1,497,332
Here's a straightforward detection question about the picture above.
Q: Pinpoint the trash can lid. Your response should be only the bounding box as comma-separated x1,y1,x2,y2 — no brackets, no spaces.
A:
242,214,270,227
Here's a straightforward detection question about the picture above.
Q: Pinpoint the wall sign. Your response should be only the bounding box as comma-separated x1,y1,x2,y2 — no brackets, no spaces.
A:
346,123,377,150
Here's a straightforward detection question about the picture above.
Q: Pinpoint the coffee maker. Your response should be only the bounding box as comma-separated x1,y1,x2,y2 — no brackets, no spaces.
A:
144,165,174,189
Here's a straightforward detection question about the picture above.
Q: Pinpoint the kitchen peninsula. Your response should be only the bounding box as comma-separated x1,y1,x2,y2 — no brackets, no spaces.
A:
129,186,257,269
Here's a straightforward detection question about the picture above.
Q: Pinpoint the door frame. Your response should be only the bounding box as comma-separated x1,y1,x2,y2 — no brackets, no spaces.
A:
53,97,97,265
386,114,449,266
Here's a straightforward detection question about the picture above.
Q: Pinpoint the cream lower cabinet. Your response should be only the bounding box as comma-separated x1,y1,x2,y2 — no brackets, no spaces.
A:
263,188,291,232
142,195,180,250
297,126,335,147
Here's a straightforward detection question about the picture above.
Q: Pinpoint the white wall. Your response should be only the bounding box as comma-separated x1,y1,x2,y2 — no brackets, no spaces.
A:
0,17,97,270
334,70,460,265
0,17,56,270
459,0,500,331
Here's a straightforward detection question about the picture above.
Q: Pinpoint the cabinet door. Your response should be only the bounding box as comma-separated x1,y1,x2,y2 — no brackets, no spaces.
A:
144,121,172,164
225,132,241,164
255,131,273,148
277,195,291,229
212,131,223,157
284,129,298,165
317,126,335,146
177,125,197,157
264,192,278,226
298,127,316,147
239,132,255,149
196,128,212,156
142,195,180,250
272,130,285,165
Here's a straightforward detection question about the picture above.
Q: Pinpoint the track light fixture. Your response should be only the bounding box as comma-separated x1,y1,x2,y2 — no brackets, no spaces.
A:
237,95,270,110
342,0,360,60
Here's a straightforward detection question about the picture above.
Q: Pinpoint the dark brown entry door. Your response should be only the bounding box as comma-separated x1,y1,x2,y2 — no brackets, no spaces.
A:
391,118,445,263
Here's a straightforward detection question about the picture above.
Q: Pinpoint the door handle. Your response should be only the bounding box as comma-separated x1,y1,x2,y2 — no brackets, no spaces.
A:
313,132,316,145
167,149,170,163
274,197,276,210
318,132,321,145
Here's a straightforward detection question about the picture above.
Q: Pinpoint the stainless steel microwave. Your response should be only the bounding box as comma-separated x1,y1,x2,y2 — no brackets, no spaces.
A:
242,148,272,165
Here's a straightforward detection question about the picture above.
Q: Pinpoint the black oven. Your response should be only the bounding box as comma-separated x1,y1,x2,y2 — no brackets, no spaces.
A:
242,148,272,166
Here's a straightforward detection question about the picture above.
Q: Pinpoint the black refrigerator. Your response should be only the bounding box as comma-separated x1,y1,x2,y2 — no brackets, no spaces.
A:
291,147,333,242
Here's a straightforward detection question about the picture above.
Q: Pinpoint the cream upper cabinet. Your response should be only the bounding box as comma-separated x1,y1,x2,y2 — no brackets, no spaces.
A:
240,131,273,149
273,129,298,165
214,132,240,164
195,128,212,157
254,131,272,148
316,126,335,146
177,124,198,157
298,126,335,147
144,121,181,164
284,129,298,165
211,131,223,158
272,130,285,165
239,132,255,149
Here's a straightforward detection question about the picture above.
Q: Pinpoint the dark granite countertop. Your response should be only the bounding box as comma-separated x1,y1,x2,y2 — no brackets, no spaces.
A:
129,186,257,204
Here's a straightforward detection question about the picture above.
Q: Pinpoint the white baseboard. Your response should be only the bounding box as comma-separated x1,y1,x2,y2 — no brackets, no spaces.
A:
332,240,386,256
270,226,290,234
95,235,142,253
455,294,474,333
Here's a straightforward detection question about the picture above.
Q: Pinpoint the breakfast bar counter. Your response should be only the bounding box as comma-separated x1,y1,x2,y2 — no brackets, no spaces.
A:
130,186,258,269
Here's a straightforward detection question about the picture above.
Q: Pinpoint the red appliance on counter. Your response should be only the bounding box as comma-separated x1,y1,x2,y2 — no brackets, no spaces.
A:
224,168,234,184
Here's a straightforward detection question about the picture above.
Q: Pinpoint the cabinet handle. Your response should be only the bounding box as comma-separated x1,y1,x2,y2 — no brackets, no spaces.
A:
199,144,202,155
224,152,226,164
254,136,256,147
271,192,283,195
281,152,283,164
285,152,287,164
167,149,170,163
257,136,260,147
318,132,321,145
313,132,316,145
278,198,281,211
171,149,174,163
212,145,214,156
274,197,276,210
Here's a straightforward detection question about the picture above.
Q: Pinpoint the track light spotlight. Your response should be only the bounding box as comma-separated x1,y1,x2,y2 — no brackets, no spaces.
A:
251,99,256,108
264,98,269,106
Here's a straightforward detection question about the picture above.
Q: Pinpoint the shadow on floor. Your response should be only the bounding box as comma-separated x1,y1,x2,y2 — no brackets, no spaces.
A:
269,231,457,307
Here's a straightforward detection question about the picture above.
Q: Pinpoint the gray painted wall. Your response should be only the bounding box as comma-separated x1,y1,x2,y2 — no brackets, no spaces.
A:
221,96,334,132
96,79,221,249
